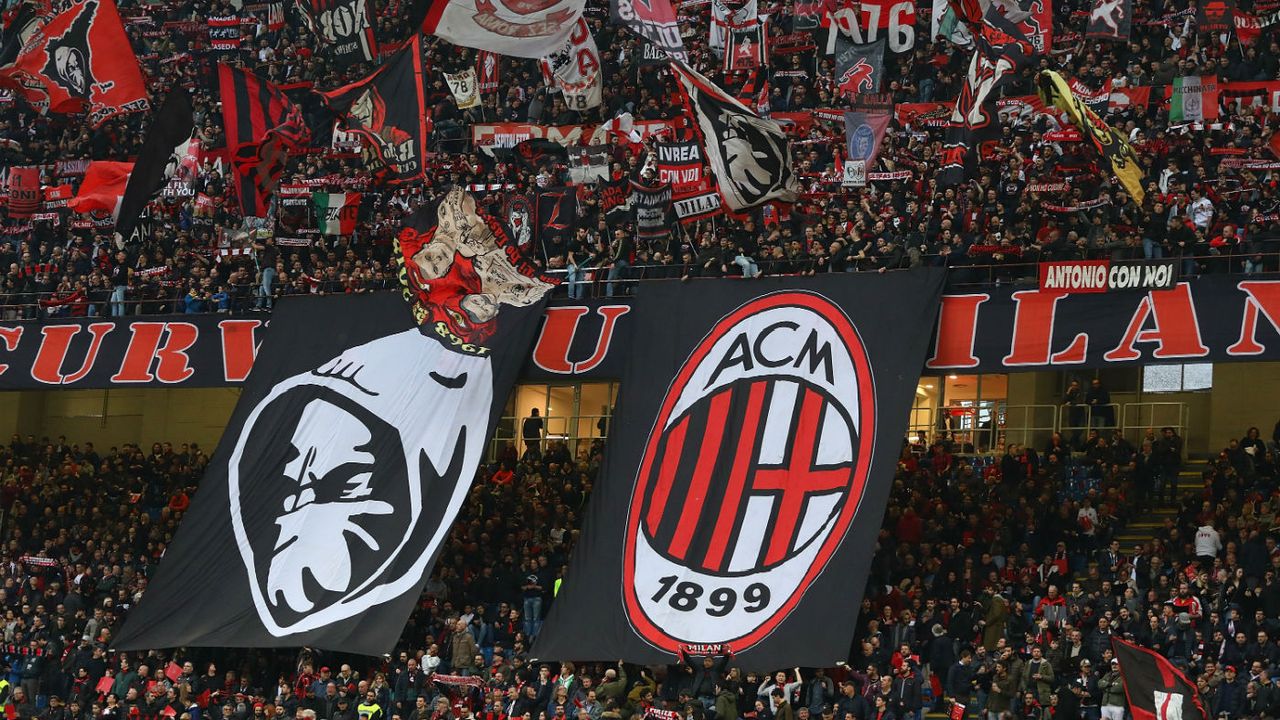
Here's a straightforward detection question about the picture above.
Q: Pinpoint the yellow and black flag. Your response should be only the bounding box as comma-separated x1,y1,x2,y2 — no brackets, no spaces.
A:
1037,69,1145,205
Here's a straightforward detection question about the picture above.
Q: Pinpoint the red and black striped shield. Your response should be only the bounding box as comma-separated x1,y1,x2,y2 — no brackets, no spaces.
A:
624,291,874,654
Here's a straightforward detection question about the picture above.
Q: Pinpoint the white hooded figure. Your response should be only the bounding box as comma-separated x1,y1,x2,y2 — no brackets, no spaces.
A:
228,329,492,636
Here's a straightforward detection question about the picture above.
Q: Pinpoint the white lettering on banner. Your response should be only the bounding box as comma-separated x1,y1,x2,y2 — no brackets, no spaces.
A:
673,191,721,218
1044,264,1106,290
315,0,370,42
827,0,914,52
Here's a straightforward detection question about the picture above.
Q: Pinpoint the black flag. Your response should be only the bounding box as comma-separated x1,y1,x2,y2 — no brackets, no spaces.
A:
833,37,886,98
114,188,555,655
669,58,798,211
297,0,379,66
532,271,945,668
321,35,431,184
1085,0,1131,40
1112,638,1211,720
116,90,195,241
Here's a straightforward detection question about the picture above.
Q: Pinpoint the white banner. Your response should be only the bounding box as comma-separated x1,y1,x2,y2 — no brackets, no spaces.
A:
420,0,585,58
444,69,481,109
539,18,602,110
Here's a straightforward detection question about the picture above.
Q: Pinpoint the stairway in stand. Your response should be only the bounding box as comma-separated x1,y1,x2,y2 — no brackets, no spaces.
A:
1112,458,1208,548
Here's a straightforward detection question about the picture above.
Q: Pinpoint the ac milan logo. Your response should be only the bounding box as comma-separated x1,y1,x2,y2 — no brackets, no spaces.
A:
623,291,875,653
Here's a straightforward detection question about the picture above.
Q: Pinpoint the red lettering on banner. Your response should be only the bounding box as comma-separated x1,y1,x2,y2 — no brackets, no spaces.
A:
1102,284,1209,362
925,294,989,368
219,319,264,381
532,305,631,374
1001,291,1088,366
109,323,199,383
31,324,114,385
1227,282,1280,355
0,327,22,376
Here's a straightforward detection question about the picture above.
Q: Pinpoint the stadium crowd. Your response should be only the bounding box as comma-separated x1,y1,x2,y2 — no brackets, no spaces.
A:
0,417,1275,720
1,0,1279,318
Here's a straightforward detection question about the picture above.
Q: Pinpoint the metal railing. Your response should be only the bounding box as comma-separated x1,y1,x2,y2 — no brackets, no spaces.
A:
487,414,611,462
1057,402,1122,439
1121,402,1191,449
4,252,1280,317
998,403,1058,449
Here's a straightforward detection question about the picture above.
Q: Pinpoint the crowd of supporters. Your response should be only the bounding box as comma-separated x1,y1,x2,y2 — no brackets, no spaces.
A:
1,0,1280,318
0,417,1278,720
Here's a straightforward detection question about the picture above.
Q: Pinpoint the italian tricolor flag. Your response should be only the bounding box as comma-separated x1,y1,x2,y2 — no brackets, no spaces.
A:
1170,75,1219,123
312,192,361,235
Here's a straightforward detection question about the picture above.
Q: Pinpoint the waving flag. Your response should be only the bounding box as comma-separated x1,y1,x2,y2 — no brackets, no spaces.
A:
1112,638,1209,720
312,192,361,235
321,36,431,184
611,0,685,61
1037,70,1144,204
669,59,798,211
419,0,585,58
68,161,132,216
218,64,311,218
297,0,379,65
1086,0,1131,39
1170,75,1220,123
116,90,196,241
0,0,148,126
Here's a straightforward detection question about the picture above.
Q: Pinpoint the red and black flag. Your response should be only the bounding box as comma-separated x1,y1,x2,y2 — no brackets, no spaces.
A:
116,90,196,241
1085,0,1131,40
936,3,1033,186
723,20,764,72
1112,638,1210,720
0,0,148,126
833,36,885,98
218,64,310,219
1196,0,1234,32
297,0,379,66
321,35,430,184
532,271,946,666
477,50,499,92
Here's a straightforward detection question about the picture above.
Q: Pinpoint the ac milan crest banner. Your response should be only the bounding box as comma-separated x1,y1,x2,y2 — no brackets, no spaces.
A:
0,0,149,126
321,35,431,184
612,0,685,62
298,0,379,66
418,0,586,59
218,64,311,219
1085,0,1130,40
532,270,945,667
1112,638,1210,720
669,59,798,212
114,189,554,655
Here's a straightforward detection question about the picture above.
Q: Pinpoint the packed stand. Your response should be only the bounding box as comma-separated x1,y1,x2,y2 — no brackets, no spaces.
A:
0,417,1277,718
1,0,1279,318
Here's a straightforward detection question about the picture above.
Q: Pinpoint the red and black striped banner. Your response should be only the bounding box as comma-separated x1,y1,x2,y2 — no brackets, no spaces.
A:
217,64,311,218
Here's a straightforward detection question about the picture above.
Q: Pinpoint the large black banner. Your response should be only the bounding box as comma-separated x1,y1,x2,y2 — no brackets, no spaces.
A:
298,0,379,66
531,271,945,667
11,277,1280,390
114,189,554,654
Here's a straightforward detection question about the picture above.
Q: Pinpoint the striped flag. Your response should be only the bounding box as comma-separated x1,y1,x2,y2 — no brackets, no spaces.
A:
217,64,311,218
1170,75,1220,123
312,192,361,235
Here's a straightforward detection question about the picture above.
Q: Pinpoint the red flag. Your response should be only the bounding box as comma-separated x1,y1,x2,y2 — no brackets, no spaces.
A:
0,0,149,126
1234,9,1261,44
477,50,499,93
1112,637,1210,720
217,64,310,218
67,161,132,216
7,166,40,219
1269,131,1280,160
164,661,182,682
